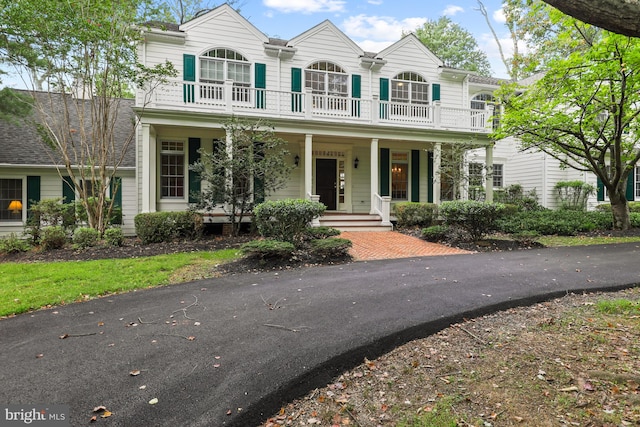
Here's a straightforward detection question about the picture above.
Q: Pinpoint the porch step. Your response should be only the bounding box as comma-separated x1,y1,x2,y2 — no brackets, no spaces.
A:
318,214,393,232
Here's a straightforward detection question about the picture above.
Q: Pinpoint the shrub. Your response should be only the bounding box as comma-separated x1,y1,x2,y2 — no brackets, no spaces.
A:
494,184,541,211
597,202,640,213
40,226,67,250
253,199,326,243
134,211,203,244
103,227,124,247
75,198,122,226
305,226,341,240
72,227,100,249
309,238,352,258
421,225,450,242
631,213,640,228
439,200,506,241
25,199,76,243
0,233,31,254
555,181,594,211
510,230,541,245
496,210,612,236
393,202,436,228
240,239,295,259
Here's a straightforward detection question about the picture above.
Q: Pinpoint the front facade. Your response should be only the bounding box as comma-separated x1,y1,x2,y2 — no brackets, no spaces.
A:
136,4,498,226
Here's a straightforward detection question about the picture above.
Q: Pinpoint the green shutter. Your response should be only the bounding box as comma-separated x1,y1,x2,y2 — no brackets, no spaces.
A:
432,83,441,102
427,151,434,203
183,54,196,103
291,67,302,112
26,176,41,212
62,176,75,203
255,63,266,109
188,138,201,203
380,148,390,197
626,168,635,201
351,74,361,117
110,177,122,207
379,78,389,119
411,150,420,202
597,177,604,201
253,141,265,203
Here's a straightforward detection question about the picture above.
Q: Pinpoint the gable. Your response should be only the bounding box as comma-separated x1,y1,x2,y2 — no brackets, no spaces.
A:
379,33,443,69
179,4,268,45
289,20,364,58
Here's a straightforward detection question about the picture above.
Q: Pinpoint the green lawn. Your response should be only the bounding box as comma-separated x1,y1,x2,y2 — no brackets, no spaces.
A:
0,249,239,317
537,235,640,247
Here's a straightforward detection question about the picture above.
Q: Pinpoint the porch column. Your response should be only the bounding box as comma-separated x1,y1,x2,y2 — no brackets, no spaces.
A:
141,123,156,212
485,143,494,202
304,134,313,197
370,138,379,214
433,143,441,205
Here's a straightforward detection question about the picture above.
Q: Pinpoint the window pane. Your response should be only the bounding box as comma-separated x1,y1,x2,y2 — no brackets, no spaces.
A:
161,142,185,198
0,178,23,221
492,164,503,188
391,163,408,200
469,163,483,187
391,81,409,102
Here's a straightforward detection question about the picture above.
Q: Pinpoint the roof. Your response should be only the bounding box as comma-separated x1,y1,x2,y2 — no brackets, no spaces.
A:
468,74,511,86
0,90,136,168
142,20,180,32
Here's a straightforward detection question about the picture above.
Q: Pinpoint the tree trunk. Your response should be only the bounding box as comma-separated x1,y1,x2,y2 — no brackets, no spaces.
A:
543,0,640,37
609,189,631,230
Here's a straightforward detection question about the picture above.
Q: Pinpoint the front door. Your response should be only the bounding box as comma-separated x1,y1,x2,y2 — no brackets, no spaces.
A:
316,159,337,210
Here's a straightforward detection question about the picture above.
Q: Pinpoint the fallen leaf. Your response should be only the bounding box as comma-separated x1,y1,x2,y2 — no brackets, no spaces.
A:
226,410,232,415
187,336,196,341
513,416,524,422
98,322,104,326
148,398,158,405
213,364,221,368
36,354,44,359
559,386,579,392
90,415,97,422
59,334,69,339
139,385,146,390
93,406,107,413
101,411,112,418
130,370,141,376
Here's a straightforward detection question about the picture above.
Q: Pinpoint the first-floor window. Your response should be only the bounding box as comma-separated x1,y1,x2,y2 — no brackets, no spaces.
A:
391,152,409,200
492,163,504,188
0,178,23,221
469,162,484,187
161,141,185,198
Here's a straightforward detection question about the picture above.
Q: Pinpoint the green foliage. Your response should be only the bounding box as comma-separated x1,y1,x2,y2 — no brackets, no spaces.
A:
305,226,341,240
493,184,541,211
393,202,436,228
134,211,203,244
510,230,541,245
0,87,33,124
439,201,506,241
597,202,640,213
554,181,595,211
25,199,75,243
240,239,295,259
0,233,31,254
103,227,124,247
421,225,450,242
191,117,293,236
412,16,491,76
253,199,326,243
596,299,640,315
496,210,613,236
75,198,122,227
309,238,352,258
40,226,67,250
630,213,640,228
72,227,100,249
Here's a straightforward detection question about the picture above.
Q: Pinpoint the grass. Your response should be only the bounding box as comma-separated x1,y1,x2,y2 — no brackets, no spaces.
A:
0,249,239,317
537,234,640,247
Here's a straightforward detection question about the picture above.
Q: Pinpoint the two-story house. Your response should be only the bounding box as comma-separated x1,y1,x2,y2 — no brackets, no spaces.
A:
136,3,498,230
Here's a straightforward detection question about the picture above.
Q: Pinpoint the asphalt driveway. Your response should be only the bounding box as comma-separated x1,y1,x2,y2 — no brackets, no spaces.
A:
1,242,639,426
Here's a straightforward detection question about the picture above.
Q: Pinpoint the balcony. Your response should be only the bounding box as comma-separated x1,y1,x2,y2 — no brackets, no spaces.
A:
144,80,493,133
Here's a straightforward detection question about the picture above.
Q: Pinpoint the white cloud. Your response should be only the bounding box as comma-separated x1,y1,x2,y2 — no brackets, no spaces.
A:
357,39,395,53
342,14,427,41
367,0,383,4
263,0,346,14
493,7,506,24
442,5,464,16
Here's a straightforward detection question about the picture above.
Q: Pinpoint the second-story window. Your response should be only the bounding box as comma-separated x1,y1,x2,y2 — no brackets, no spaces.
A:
391,72,429,105
200,48,251,102
471,93,500,129
305,61,348,110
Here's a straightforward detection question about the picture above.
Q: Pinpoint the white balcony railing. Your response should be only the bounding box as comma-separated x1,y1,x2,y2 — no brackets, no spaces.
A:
147,79,493,133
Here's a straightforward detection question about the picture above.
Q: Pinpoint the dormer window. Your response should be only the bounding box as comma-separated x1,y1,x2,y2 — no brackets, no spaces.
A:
305,61,348,97
200,48,251,101
392,72,429,105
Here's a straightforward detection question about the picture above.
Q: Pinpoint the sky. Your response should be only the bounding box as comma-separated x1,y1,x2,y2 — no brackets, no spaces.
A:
240,0,512,78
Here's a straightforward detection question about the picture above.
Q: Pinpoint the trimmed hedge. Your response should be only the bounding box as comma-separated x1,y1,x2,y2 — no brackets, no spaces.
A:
421,225,450,242
253,199,326,243
240,239,295,259
440,200,506,241
309,238,352,258
496,210,612,236
393,202,436,228
134,211,203,244
305,226,341,240
72,227,100,249
41,226,67,250
104,227,124,247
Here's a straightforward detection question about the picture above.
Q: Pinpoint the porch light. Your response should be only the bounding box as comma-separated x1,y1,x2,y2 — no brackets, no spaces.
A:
354,157,359,169
8,200,23,214
294,155,300,167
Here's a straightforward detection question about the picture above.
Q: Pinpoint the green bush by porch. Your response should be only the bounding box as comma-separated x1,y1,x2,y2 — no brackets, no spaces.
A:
253,199,326,243
393,202,436,228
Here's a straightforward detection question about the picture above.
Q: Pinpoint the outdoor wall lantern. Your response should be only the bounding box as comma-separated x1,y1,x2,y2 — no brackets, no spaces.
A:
8,200,23,214
294,155,300,167
354,157,359,169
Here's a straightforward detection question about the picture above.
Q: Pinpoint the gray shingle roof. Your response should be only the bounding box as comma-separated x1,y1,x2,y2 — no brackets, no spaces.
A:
0,90,135,168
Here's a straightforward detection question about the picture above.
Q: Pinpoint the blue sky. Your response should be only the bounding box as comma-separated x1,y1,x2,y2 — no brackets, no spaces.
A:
240,0,512,78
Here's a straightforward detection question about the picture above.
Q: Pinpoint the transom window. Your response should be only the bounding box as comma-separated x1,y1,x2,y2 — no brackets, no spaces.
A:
161,141,185,198
391,72,429,104
391,152,409,200
200,48,250,102
0,178,23,221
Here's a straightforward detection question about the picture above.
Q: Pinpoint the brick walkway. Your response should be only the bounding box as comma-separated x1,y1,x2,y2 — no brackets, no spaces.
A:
339,231,472,261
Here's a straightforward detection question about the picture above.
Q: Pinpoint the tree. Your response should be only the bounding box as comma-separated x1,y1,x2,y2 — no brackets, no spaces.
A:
412,17,492,76
0,87,32,123
191,118,293,236
0,0,175,234
141,0,240,24
495,28,640,230
542,0,640,38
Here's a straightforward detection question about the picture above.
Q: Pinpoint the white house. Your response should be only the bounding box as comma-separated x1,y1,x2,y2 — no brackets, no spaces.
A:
134,3,500,230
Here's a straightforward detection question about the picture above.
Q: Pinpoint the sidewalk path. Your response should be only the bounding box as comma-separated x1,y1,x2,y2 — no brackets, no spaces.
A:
1,243,639,426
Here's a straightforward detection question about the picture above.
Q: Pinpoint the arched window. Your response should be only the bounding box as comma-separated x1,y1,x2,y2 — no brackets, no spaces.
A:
200,48,250,101
471,93,500,129
391,72,429,104
305,61,348,97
